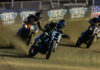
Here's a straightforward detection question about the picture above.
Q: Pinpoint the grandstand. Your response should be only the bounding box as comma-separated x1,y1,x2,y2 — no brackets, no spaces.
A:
0,0,99,10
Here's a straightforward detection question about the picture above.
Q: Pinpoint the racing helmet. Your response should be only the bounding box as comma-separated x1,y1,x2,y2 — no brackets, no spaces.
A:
58,19,66,28
35,11,42,20
98,15,100,19
93,18,100,23
50,20,57,27
51,20,57,23
98,15,100,22
50,20,57,24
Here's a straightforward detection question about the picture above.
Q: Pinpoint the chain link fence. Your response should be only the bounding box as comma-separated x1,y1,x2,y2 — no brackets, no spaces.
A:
0,1,41,10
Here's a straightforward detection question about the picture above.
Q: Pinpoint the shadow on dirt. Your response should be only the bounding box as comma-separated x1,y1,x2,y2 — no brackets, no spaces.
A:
59,43,76,47
0,53,46,60
0,54,27,58
91,50,100,53
0,45,14,49
59,43,88,49
0,46,15,49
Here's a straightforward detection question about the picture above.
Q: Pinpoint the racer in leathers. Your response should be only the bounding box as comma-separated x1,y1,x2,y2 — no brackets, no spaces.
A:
34,19,70,52
82,18,100,37
17,11,44,35
17,11,44,45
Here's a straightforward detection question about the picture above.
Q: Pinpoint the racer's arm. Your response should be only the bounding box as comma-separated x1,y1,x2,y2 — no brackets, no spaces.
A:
59,29,70,39
37,21,44,31
62,34,70,39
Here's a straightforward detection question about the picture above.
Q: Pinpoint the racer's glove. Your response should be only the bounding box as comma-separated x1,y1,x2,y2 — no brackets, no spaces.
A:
62,34,70,39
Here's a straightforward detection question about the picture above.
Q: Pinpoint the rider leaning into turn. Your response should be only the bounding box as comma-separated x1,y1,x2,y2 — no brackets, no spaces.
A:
34,20,58,43
52,19,70,52
35,19,70,42
17,11,44,37
35,19,70,52
82,17,100,37
44,19,70,38
23,11,44,31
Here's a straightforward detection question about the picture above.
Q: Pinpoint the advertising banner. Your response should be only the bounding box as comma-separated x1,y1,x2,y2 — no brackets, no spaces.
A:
48,9,67,21
0,12,17,24
91,6,100,18
69,7,87,18
20,11,36,21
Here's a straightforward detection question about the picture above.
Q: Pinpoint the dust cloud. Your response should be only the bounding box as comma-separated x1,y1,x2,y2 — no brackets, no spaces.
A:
0,24,29,54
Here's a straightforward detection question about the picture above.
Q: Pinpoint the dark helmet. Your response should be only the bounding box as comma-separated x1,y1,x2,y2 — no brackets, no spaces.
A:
98,15,100,21
98,15,100,18
93,18,100,23
49,20,57,29
35,11,42,20
23,14,35,23
28,14,35,19
50,20,57,25
58,19,66,29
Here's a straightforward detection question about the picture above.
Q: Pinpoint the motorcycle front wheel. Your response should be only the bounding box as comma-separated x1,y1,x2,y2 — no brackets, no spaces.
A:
46,41,56,59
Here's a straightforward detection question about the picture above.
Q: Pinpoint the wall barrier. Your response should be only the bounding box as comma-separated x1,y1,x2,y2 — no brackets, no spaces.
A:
0,6,98,25
91,6,100,17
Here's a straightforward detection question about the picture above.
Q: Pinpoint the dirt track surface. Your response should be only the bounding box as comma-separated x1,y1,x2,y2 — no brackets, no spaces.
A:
0,18,100,70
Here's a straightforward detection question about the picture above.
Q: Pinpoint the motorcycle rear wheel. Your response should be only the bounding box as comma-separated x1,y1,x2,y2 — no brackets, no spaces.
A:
86,36,94,48
76,37,83,47
29,45,38,57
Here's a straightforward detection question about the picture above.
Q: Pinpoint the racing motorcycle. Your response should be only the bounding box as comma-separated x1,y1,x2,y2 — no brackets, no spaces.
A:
76,26,100,48
17,24,38,45
29,29,63,59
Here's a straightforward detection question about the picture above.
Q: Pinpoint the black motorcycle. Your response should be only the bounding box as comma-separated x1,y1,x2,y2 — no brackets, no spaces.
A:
76,26,99,48
29,29,63,59
17,24,38,45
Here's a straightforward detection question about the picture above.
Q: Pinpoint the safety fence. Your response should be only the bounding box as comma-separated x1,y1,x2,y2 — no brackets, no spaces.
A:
0,1,41,10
